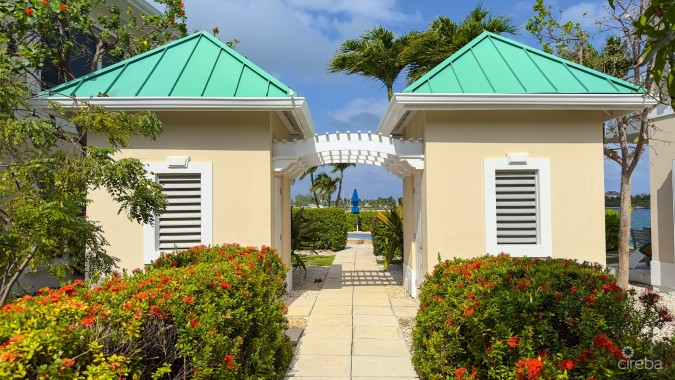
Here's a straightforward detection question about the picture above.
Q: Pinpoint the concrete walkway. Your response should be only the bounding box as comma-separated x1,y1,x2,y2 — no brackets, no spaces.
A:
285,244,419,379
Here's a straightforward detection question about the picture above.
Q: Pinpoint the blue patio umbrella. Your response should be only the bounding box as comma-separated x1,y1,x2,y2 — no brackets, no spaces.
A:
351,189,360,231
351,189,360,215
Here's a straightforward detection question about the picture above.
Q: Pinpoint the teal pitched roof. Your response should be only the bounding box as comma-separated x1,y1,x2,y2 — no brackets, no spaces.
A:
404,32,642,95
44,31,292,98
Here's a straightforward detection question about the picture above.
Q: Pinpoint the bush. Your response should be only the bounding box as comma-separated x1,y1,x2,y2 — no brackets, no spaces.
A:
606,208,620,251
293,208,349,251
413,255,675,379
0,244,292,379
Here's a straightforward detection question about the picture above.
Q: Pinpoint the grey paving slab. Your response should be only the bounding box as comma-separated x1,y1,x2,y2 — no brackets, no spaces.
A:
296,337,351,356
351,356,417,377
389,298,419,307
353,325,402,340
287,355,351,377
352,338,410,356
303,325,352,339
286,243,418,379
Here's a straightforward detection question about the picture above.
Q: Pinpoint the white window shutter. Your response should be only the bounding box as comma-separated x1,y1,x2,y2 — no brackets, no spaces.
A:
495,170,538,245
157,173,202,250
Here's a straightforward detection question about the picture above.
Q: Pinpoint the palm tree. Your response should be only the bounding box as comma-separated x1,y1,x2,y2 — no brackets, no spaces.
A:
374,199,404,270
298,166,320,207
310,172,339,207
329,26,413,100
330,163,356,208
403,4,518,83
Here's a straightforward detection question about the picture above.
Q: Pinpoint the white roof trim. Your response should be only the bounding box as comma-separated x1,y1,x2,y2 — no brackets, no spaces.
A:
376,93,657,135
30,97,316,138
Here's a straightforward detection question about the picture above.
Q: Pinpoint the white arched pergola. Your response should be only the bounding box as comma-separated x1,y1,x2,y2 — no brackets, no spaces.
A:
272,132,424,178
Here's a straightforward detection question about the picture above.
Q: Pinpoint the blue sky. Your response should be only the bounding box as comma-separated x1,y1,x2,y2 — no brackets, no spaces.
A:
172,0,650,198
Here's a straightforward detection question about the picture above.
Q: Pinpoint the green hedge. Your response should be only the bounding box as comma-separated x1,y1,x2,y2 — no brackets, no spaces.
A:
0,245,292,379
293,208,349,251
605,208,620,252
413,255,675,379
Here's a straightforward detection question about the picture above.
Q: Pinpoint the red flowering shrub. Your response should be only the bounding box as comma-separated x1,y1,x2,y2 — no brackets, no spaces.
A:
0,244,292,379
412,255,675,379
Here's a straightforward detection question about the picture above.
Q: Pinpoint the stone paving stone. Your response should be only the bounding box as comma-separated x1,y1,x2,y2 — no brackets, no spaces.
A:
296,337,351,356
392,306,418,317
353,297,391,306
307,314,352,327
311,305,352,315
389,298,419,307
285,297,317,307
353,326,401,340
351,356,417,377
314,298,353,307
303,325,352,339
353,306,394,315
287,306,313,316
286,244,418,379
352,315,398,327
352,338,410,356
286,355,351,378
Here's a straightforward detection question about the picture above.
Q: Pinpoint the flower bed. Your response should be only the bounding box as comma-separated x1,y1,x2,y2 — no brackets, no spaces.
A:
0,244,292,379
412,254,675,379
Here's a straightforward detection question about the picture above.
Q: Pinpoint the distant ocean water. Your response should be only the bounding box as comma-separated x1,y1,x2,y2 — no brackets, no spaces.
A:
607,207,651,230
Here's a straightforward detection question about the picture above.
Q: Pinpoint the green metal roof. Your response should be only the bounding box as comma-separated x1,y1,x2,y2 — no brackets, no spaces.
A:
44,31,292,98
404,32,643,94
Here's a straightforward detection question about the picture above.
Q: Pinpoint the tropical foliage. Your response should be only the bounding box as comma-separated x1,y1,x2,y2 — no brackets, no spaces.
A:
527,0,660,288
413,255,675,379
290,208,322,274
329,26,413,100
605,208,621,252
0,0,187,303
628,0,675,107
0,244,293,379
330,163,356,208
310,172,339,207
291,208,350,251
402,4,517,84
373,199,404,269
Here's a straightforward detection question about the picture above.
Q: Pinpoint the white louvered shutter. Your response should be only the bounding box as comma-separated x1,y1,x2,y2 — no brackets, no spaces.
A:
495,170,538,245
157,173,202,251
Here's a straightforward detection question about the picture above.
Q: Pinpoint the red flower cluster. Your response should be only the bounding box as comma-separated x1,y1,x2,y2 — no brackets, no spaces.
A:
59,3,67,12
24,8,33,15
507,336,520,348
559,359,574,371
223,354,236,369
515,357,544,380
592,333,625,360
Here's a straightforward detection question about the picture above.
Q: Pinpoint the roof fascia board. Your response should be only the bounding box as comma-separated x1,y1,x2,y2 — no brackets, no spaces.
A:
31,97,316,138
376,93,657,135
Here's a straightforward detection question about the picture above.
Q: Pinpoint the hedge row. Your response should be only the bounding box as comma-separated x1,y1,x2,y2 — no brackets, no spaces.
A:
292,208,349,251
605,208,620,252
0,245,292,379
413,254,675,379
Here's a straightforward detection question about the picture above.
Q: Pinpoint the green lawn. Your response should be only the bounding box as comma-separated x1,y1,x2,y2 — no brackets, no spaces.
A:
376,258,403,265
300,255,335,266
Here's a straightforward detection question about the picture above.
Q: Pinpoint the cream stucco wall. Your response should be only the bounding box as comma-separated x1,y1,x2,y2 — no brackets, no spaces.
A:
421,110,607,273
89,111,277,272
648,113,675,292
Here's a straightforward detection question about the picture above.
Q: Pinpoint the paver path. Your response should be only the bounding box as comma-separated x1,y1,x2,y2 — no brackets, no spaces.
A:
285,244,419,379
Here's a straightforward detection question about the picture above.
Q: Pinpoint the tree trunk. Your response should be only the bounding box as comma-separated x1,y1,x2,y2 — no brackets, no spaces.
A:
310,172,320,208
616,172,632,288
336,171,344,208
0,247,37,306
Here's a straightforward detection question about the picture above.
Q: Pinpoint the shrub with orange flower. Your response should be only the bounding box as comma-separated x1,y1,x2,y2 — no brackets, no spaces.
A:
412,255,675,379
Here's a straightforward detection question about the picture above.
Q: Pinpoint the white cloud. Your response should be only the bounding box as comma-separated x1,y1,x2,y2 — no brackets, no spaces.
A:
285,0,414,23
559,1,607,31
329,97,389,123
